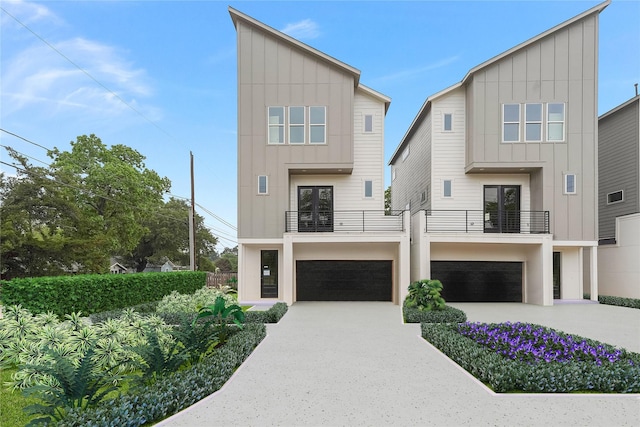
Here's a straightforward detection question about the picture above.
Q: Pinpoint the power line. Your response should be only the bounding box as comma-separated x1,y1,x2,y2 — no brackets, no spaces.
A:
0,128,52,151
196,202,237,231
0,145,51,166
0,7,175,140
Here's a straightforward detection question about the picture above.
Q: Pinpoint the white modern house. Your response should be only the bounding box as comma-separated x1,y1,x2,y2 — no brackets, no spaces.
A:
230,7,410,306
389,1,609,305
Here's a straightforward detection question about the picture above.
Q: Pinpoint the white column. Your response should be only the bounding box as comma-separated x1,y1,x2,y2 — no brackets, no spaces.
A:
283,235,294,305
590,246,598,301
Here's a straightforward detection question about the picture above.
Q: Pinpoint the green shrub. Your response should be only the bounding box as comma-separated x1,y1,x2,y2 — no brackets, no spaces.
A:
89,301,159,324
421,322,640,393
155,286,235,314
405,279,446,311
58,323,267,427
598,295,640,310
0,272,206,317
403,301,466,323
245,302,289,324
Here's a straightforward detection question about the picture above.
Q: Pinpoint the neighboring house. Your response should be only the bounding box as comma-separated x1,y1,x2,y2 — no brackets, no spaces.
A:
109,262,128,274
597,94,640,298
229,8,410,305
143,260,182,273
389,1,609,305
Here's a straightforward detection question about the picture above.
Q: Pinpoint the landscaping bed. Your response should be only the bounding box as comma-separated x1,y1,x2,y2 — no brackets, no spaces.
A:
422,321,640,393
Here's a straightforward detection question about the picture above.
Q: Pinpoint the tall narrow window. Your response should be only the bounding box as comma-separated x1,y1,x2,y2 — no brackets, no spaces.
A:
503,104,520,142
548,103,565,141
564,173,576,195
443,180,452,198
364,180,373,198
364,114,373,133
289,106,305,144
268,107,285,144
309,106,326,144
258,175,268,195
443,113,453,131
402,146,410,161
525,104,542,141
392,167,396,181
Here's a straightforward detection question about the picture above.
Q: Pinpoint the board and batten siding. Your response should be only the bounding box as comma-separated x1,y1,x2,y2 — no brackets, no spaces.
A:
598,98,640,239
289,90,386,212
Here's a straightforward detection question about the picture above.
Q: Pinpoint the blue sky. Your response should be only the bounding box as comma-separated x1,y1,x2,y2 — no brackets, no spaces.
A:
1,0,638,250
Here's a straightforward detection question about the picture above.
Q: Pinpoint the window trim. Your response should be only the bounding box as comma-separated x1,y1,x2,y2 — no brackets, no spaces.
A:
267,107,285,144
420,190,427,204
502,104,521,142
309,106,326,144
607,190,624,205
258,175,268,195
547,103,565,142
288,106,305,144
363,114,373,133
564,173,576,195
443,113,453,132
443,179,453,198
363,180,373,198
392,167,396,181
525,103,543,142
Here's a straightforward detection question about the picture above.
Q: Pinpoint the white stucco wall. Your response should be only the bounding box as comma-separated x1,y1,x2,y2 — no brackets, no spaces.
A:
598,213,640,298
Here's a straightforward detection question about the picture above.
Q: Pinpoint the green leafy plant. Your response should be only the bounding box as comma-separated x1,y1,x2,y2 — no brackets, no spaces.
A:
129,328,187,385
21,344,121,425
403,301,466,323
193,296,245,345
405,279,446,311
171,319,219,366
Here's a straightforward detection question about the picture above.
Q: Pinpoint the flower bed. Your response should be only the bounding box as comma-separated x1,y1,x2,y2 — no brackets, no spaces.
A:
422,322,640,393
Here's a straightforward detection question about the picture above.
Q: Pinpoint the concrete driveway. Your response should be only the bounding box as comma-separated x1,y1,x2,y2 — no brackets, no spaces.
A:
159,302,640,426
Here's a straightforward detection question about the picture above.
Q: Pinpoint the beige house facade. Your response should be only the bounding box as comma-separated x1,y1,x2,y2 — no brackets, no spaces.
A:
389,1,609,305
230,8,410,305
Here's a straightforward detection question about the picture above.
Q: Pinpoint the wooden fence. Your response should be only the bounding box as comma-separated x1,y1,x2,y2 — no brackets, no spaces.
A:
206,272,238,289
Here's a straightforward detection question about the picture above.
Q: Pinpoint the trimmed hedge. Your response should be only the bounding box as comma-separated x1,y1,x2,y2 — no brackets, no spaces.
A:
156,302,289,326
403,301,467,323
58,323,267,427
421,322,640,393
598,295,640,310
0,272,206,317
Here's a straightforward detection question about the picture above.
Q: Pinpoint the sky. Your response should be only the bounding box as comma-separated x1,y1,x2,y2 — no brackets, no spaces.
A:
1,0,639,251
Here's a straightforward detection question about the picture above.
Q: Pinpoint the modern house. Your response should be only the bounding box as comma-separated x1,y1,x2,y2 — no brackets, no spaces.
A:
389,1,609,305
597,94,640,298
229,8,410,305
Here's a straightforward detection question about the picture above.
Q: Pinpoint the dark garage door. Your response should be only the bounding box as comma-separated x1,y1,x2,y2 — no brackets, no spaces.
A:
296,260,392,301
431,261,522,302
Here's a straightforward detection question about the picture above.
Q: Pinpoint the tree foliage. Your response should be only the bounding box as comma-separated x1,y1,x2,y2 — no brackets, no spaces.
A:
1,135,170,279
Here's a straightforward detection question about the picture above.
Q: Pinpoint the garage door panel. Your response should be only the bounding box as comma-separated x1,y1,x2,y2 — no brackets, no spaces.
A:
431,261,522,302
297,261,392,301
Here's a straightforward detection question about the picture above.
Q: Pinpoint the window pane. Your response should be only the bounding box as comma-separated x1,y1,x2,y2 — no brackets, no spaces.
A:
548,123,564,141
526,123,541,141
364,115,373,132
565,174,575,193
444,113,452,131
310,126,325,143
310,106,325,124
443,180,452,197
364,180,373,198
607,191,623,204
548,103,564,121
504,123,519,141
504,104,520,122
269,127,284,143
290,107,304,124
258,176,267,194
526,104,542,121
268,107,284,124
289,126,304,144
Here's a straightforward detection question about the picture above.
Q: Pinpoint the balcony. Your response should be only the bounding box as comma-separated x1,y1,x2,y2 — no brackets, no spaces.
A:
425,210,549,234
285,210,405,233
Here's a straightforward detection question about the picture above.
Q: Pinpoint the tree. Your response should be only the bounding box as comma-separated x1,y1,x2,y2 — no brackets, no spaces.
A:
384,186,391,214
214,246,238,272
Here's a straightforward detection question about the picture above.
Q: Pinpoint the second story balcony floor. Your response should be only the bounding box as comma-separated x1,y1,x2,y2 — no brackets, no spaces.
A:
425,210,550,234
285,210,405,233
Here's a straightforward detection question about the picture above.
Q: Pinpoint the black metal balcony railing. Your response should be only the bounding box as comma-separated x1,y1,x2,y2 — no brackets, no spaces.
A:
425,210,549,234
285,210,405,232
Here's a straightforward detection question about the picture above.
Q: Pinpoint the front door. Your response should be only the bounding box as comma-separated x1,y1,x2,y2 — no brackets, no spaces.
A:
298,186,333,232
484,185,521,233
261,250,278,298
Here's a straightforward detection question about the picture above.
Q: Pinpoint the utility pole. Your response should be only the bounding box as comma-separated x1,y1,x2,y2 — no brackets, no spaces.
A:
189,151,197,271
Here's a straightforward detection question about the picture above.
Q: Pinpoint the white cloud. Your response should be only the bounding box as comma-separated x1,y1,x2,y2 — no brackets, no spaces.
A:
373,56,461,84
0,0,62,27
280,19,320,40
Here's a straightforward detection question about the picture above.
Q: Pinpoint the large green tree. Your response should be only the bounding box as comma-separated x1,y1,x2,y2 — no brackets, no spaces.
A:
1,135,170,278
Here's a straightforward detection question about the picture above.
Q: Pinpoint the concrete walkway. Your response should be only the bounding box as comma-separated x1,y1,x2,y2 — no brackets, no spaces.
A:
160,302,640,427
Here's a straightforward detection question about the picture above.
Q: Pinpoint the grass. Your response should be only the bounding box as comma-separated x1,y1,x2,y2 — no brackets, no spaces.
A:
0,367,37,427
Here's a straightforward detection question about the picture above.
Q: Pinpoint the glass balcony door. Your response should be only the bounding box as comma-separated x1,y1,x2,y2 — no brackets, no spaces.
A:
298,186,333,232
484,185,521,233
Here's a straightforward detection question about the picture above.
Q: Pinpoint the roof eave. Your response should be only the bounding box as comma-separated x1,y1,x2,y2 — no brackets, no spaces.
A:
599,95,640,120
358,84,392,113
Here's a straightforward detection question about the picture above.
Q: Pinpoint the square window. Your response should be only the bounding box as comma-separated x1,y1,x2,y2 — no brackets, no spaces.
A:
289,106,305,144
443,113,453,131
607,190,624,204
268,107,285,144
364,180,373,198
364,114,373,133
503,104,520,142
258,175,268,195
564,173,576,194
310,106,326,144
443,180,452,198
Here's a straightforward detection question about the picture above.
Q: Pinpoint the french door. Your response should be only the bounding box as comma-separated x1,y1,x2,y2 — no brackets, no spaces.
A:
298,186,333,232
484,185,521,233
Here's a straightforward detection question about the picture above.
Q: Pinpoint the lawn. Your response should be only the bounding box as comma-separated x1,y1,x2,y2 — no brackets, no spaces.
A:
0,367,37,426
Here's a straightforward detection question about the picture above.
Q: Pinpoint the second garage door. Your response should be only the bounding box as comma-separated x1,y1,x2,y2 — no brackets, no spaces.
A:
296,260,392,301
431,261,523,302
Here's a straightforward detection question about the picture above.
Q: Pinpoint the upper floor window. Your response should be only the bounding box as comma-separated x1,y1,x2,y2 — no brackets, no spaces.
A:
443,113,453,132
607,190,624,204
392,167,396,181
364,114,373,133
420,189,427,204
310,106,326,144
289,106,305,144
525,104,542,142
564,173,576,195
503,104,520,142
547,103,565,142
268,107,285,144
402,145,410,161
443,179,453,198
258,175,268,195
364,180,373,198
